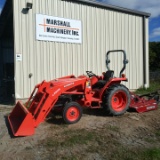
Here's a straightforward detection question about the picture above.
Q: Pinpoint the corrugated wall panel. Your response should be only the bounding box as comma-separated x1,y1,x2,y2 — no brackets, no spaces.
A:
13,0,148,98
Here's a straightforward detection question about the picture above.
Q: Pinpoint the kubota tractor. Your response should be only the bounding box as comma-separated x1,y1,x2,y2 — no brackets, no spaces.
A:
8,50,159,136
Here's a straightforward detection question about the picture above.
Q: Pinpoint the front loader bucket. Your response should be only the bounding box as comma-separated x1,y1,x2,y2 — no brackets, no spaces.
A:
8,101,35,136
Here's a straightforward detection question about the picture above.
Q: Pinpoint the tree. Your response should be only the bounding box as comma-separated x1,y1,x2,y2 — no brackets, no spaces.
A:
149,42,160,71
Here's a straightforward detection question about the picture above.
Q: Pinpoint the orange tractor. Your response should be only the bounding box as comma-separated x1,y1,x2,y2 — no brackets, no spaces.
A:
8,50,159,136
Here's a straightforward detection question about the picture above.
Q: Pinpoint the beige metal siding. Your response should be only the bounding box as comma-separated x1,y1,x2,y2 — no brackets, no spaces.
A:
13,0,148,98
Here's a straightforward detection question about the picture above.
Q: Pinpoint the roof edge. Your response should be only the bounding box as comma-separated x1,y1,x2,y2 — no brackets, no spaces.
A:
64,0,151,17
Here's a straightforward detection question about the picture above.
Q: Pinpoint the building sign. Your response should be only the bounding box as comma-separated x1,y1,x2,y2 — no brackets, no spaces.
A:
36,14,82,44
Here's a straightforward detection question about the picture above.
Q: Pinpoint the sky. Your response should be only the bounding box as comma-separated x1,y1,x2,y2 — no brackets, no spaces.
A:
0,0,5,13
0,0,159,42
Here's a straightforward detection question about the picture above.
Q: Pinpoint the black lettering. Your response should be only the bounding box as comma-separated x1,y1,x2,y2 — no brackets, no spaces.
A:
46,19,50,24
63,21,67,26
54,20,57,25
47,27,51,32
47,27,73,35
67,22,71,27
50,19,53,24
53,28,57,33
46,19,71,28
72,30,79,36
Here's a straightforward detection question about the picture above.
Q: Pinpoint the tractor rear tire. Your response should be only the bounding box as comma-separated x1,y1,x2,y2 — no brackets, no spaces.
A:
63,102,82,124
104,84,130,116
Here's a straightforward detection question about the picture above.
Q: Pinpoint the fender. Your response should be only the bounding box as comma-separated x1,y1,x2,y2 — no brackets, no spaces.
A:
99,77,128,99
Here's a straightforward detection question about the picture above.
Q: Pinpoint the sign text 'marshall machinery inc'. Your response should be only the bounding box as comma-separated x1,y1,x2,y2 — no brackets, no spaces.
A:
36,14,82,43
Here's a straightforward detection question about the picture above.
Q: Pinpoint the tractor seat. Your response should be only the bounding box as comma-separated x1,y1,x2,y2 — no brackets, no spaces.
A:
103,70,114,81
92,70,114,89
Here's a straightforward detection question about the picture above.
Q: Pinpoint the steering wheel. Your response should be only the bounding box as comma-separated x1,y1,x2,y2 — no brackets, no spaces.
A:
86,71,97,78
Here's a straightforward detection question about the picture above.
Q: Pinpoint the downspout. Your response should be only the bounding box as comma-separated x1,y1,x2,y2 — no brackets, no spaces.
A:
142,16,147,88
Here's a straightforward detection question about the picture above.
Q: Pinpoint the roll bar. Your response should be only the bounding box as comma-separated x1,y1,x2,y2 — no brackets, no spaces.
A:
106,50,128,77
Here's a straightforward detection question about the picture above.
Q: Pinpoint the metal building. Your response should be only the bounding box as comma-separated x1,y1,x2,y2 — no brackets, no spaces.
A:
0,0,150,102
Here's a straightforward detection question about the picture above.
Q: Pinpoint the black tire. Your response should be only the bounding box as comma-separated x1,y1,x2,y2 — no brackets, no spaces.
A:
104,84,130,116
63,102,82,124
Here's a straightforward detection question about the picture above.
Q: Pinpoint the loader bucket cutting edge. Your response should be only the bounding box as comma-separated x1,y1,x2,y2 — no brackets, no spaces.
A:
8,101,35,136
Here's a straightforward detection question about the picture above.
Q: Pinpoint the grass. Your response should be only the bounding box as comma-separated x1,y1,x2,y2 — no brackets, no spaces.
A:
59,130,95,147
155,130,160,137
142,148,160,160
108,125,120,132
111,147,160,160
39,127,160,160
43,129,96,148
61,156,78,160
135,80,160,95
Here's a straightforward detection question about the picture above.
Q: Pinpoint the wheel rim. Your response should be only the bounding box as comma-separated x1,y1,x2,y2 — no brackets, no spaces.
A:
111,91,127,112
66,106,80,122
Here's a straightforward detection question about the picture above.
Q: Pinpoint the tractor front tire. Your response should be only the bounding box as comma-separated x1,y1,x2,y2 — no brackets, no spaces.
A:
104,84,130,116
63,102,82,124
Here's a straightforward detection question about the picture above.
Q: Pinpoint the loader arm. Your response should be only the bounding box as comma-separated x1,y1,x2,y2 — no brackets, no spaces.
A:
8,77,87,136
